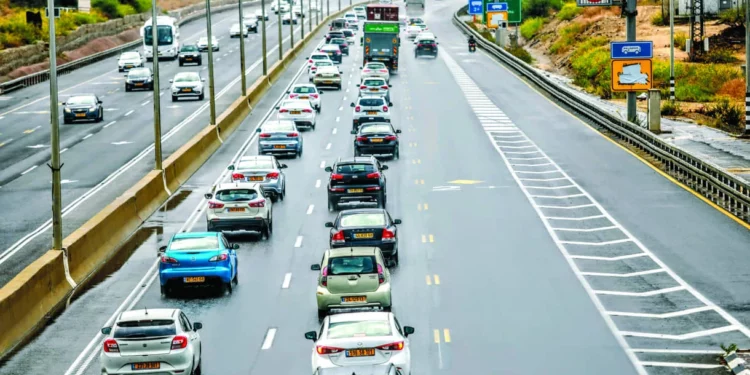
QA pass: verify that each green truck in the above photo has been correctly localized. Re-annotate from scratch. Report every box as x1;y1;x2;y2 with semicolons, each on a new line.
361;4;400;71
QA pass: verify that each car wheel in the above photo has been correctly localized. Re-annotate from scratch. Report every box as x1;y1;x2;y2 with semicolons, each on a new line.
98;111;104;122
193;357;202;375
297;147;302;158
392;252;399;266
160;285;169;296
328;199;337;212
281;187;285;201
63;118;71;124
224;281;233;294
317;309;327;321
198;60;202;66
232;270;239;285
316;105;321;113
179;60;184;66
172;96;177;102
199;93;205;100
271;194;278;203
393;147;400;159
125;85;131;92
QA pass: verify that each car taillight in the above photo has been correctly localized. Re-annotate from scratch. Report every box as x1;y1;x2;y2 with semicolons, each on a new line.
302;109;312;113
103;339;119;353
360;85;367;89
311;93;319;98
377;341;404;351
431;43;437;47
381;85;388;89
354;106;361;112
356;136;367;142
266;172;279;179
385;135;397;141
331;230;345;244
311;67;317;71
279;108;289;113
377;264;385;284
209;253;228;262
342;43;348;47
287;132;299;137
249;198;266;208
171;335;188;350
382;228;396;242
232;173;245;180
365;186;381;191
160;256;178;264
316;345;343;354
321;266;328;286
379;69;388;73
259;133;271;138
289;94;298;98
309;59;313;63
335;51;341;55
363;69;371;73
365;171;381;179
208;201;224;209
331;173;344;180
382;106;389;112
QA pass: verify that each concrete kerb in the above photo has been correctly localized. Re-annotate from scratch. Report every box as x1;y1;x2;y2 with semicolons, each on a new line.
723;351;750;375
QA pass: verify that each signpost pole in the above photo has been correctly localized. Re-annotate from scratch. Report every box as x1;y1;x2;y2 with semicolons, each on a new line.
625;0;637;123
669;0;675;102
262;0;267;75
745;0;750;135
47;0;63;251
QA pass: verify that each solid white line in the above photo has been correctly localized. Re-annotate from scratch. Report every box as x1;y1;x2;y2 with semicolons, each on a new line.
60;148;69;154
21;165;38;175
594;286;685;297
82;134;93;140
326;143;331;150
546;215;606;221
306;204;314;215
338;106;343;111
261;328;277;349
532;194;586;199
559;239;632;246
124;110;134;116
294;236;303;248
332;127;337;134
621;325;737;340
103;121;116;128
581;269;665;277
639;362;722;369
335;116;340;122
570;253;648;261
608;306;714;318
521;177;568;182
538;204;596;209
141;100;150;106
315;179;321;188
631;348;723;354
319;161;325;168
282;273;292;289
552;226;619;232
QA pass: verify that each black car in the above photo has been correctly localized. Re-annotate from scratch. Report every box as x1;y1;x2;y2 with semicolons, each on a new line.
325;30;345;43
325;156;388;210
62;94;103;124
325;208;402;264
329;37;349;55
352;122;401;158
125;67;154;91
415;38;438;57
318;45;343;63
178;44;202;66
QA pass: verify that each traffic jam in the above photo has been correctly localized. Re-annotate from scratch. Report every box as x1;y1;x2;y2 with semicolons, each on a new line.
97;2;437;375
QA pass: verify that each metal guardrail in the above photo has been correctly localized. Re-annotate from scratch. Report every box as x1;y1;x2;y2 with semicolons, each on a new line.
453;6;750;224
0;0;258;95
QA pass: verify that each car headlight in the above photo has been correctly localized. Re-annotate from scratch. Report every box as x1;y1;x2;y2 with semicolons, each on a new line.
64;108;71;113
88;106;97;112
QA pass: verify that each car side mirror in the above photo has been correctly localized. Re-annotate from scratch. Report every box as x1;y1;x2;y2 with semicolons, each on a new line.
169;79;173;83
193;322;203;331
305;331;318;340
275;106;280;109
159;245;167;252
388;84;392;88
436;42;439;44
101;327;112;335
394;219;402;224
318;91;324;94
324;166;333;172
232;243;240;249
204;193;213;199
98;100;103;104
350;130;357;134
389;102;394;107
324;222;334;228
286;91;290;94
404;326;415;336
381;165;389;170
227;165;235;171
349;102;355;107
396;129;402;133
201;78;206;82
310;263;321;271
280;164;288;168
61;102;66;105
256;128;262;132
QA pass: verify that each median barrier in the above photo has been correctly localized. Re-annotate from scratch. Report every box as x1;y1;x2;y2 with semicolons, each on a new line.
0;1;370;361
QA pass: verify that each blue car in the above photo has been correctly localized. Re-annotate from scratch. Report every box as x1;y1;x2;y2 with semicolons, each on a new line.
256;120;304;158
62;94;104;124
158;232;239;296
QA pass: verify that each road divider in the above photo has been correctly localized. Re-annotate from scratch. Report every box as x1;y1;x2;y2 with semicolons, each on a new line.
0;1;369;360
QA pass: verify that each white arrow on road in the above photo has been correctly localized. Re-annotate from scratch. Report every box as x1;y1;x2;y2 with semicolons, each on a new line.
111;141;132;145
27;144;48;149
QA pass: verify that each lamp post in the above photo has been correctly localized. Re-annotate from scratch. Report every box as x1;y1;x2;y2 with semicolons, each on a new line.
669;0;675;102
47;0;62;250
278;2;283;60
238;0;247;94
290;3;295;49
205;0;217;125
150;0;163;170
262;0;268;75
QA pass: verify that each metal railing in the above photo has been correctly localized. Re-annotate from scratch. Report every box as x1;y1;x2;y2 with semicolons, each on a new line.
453;6;750;224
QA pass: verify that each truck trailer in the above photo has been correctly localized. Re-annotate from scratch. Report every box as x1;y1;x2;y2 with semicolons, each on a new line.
362;4;401;71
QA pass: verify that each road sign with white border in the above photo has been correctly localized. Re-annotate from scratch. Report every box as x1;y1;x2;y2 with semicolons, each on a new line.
576;0;613;6
611;59;652;92
468;0;483;14
610;41;654;59
486;2;508;11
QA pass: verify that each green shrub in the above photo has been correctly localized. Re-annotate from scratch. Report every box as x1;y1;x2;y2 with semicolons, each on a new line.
557;2;581;21
520;17;545;39
523;0;563;18
570;42;611;97
674;32;687;51
651;11;664;26
130;0;152;13
661;101;684;116
719;5;745;27
700;48;738;64
506;45;533;63
549;22;585;54
117;4;138;16
0;12;42;47
704;98;743;130
93;0;122;18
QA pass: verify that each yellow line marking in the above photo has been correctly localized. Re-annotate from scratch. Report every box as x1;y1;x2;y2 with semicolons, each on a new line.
23;128;36;134
415;179;420;185
412;159;421;164
425;275;432;285
409;142;417;147
448;179;483;185
433;329;440;343
481;49;750;232
0;142;4;148
443;329;451;342
424;203;429;210
421;235;427;243
420;179;424;184
429;234;434;243
434;274;440;285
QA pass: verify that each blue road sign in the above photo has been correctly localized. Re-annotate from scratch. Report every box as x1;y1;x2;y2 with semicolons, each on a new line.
486;2;508;11
610;41;653;59
468;0;483;14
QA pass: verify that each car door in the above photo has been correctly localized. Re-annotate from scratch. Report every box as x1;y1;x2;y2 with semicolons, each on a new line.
260;186;273;218
377;160;387;189
392;316;410;354
180;312;201;364
220;234;237;275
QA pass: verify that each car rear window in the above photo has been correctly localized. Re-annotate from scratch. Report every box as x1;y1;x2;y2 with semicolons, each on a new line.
329;31;344;37
327;320;392;339
340;213;386;228
66;96;96;105
360;124;392;134
335;163;376;173
238;160;274;169
114;320;176;338
215;189;258;201
293;86;317;93
121;52;140;59
315;61;333;67
358;98;385;106
169;236;219;251
366;63;386;69
328;255;377;275
181;45;198;52
175;73;199;82
128;69;150;78
342;30;354;37
363;79;385;86
263;122;295;132
418;39;434;44
311;55;329;60
331;38;346;44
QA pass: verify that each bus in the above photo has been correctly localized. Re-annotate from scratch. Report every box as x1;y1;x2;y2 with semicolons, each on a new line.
141;16;180;61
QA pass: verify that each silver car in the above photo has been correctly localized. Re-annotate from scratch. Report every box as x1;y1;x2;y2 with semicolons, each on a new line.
99;309;203;375
361;62;390;83
288;83;323;112
197;36;219;51
308;60;337;82
170;72;205;101
304;312;415;375
257;120;304;157
205;182;274;235
117;51;143;72
229;23;248;37
351;96;391;130
358;78;392;103
313;65;342;90
228;155;287;201
405;25;421;39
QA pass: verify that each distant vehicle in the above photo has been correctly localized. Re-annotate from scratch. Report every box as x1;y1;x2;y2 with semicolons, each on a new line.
256;120;304;157
308;60;337;82
228;155;288;202
329;37;350;55
358;77;392;103
319;44;343;63
117;51;143;72
158;231;239;294
125;67;154;91
352;122;401;159
313;65;342;90
229;23;249;38
282;12;298;24
243;16;259;32
325;209;402;262
414;37;437;58
170;72;205;101
351;96;391;130
276;99;317;130
325;30;345;43
324;156;389;209
361;62;390;83
142;16;180;61
341;28;355;44
62;94;103;124
344;12;359;29
204;182;274;236
255;8;270;20
307;52;334;70
330;18;349;31
197;36;220;51
178;44;202;66
288;83;324;112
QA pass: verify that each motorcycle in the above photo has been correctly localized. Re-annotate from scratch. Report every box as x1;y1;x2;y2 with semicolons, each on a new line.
468;42;476;52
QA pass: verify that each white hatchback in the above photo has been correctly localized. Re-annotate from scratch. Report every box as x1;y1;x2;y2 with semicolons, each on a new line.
308;60;338;82
288;84;324;112
304;312;415;375
276;99;317;129
100;309;203;375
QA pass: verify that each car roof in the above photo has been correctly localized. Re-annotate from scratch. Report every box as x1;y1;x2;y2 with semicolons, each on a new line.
118;308;177;322
239;155;274;161
216;181;261;190
328;246;380;257
336;156;377;164
357;96;385;101
339;208;387;216
172;231;218;239
328;311;390;323
263;119;295;127
293;83;316;88
321;45;339;49
68;93;96;98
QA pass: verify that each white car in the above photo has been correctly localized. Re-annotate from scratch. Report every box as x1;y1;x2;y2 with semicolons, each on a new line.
310;1;320;11
358;77;392;103
304;312;414;375
117;51;143;72
279;2;291;13
353;5;365;16
99;309;203;375
414;31;436;42
405;25;421;39
243;16;259;32
288;83;323;112
255;8;270;20
197;36;219;51
170;72;205;101
282;12;298;24
276;99;316;129
308;60;337;82
344;13;358;29
341;29;355;44
229;23;249;37
361;62;390;83
313;65;342;90
292;4;303;16
351;96;391;129
205;182;274;235
307;52;333;70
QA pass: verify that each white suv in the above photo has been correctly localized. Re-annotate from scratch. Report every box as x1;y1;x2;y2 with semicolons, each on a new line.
100;309;203;375
205;182;274;238
351;96;391;130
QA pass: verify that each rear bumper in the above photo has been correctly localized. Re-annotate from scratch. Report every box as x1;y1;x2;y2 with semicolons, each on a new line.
159;266;232;285
100;351;193;375
207;217;266;232
172;90;202;97
179;56;202;63
258;141;302;154
64;112;97;121
355;143;397;155
316;284;391;310
328;189;382;204
331;241;397;255
126;82;152;90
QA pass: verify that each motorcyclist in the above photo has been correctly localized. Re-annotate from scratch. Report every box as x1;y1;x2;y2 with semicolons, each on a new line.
468;35;476;51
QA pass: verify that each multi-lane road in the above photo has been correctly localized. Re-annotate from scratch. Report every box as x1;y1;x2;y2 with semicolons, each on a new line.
3;0;750;373
0;0;337;287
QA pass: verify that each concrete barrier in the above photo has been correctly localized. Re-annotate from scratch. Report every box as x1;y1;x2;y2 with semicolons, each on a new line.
0;1;370;361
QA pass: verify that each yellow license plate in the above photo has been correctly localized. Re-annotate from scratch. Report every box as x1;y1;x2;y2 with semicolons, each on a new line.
346;348;375;357
135;83;143;86
348;188;364;193
229;207;244;212
185;58;193;61
369;88;378;92
300;96;309;99
184;276;205;283
132;362;160;370
274;145;286;149
342;296;367;302
370;138;383;143
367;111;377;115
181;88;191;92
291;111;301;114
249;176;264;181
354;233;374;239
126;65;134;68
75;113;86;117
323;80;333;84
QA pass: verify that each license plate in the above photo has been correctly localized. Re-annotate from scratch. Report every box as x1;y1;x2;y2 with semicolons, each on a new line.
181;88;192;92
75;113;86;117
185;58;193;61
228;207;244;212
184;276;205;283
126;65;133;68
300;96;309;99
367;111;377;115
348;188;364;193
291;111;301;115
249;176;264;181
132;362;160;370
323;80;333;84
346;348;375;357
370;138;383;143
135;83;143;86
354;232;374;239
342;296;367;303
424;48;431;50
274;145;286;149
369;88;378;92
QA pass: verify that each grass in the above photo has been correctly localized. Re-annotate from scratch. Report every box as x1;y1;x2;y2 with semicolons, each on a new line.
556;2;581;21
0;9;106;49
674;32;687;51
506;45;533;63
651;11;664;26
549;21;586;54
520;17;545;39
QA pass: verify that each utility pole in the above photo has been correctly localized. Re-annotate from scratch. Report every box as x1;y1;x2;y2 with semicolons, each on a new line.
315;0;319;25
338;0;341;12
151;0;163;170
238;0;247;94
625;0;637;123
745;0;750;135
327;0;330;18
262;0;268;75
47;0;62;250
278;3;283;59
290;4;295;49
206;0;217;125
669;0;675;102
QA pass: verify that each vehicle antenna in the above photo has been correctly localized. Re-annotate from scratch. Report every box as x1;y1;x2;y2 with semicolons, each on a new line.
144;306;148;315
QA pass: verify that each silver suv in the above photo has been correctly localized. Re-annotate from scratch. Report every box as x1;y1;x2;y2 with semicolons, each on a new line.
228;155;288;202
358;77;392;103
205;182;274;238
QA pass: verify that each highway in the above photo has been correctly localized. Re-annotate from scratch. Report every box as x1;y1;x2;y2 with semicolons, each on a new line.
0;0;338;287
3;0;750;373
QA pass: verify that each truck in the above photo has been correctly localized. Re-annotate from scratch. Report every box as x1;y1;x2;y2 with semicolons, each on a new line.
362;4;401;71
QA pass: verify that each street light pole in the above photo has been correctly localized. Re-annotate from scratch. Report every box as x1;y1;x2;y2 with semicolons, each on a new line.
205;0;217;125
669;0;675;102
290;4;295;49
151;0;163;170
316;0;319;25
47;0;62;250
238;0;247;94
625;0;637;123
262;0;268;75
301;0;305;40
308;0;313;32
327;0;330;18
278;3;283;60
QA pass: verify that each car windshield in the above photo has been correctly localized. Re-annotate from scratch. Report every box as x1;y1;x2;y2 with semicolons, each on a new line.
128;69;150;78
66;96;96;105
360;124;392;134
238;160;275;169
336;163;376;173
322;46;338;51
311;55;329;60
174;73;199;82
121;52;139;60
293;86;317;93
327;320;392;339
198;37;208;43
363;79;385;86
340;213;386;228
231;23;242;28
358;98;385;106
418;39;434;44
114;320;176;339
365;63;386;70
263;122;295;132
181;45;198;52
215;189;259;201
328;255;378;275
169;236;219;250
331;38;346;44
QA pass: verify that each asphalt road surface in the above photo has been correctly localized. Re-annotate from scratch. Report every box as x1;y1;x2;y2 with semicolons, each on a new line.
3;0;750;374
0;0;339;287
